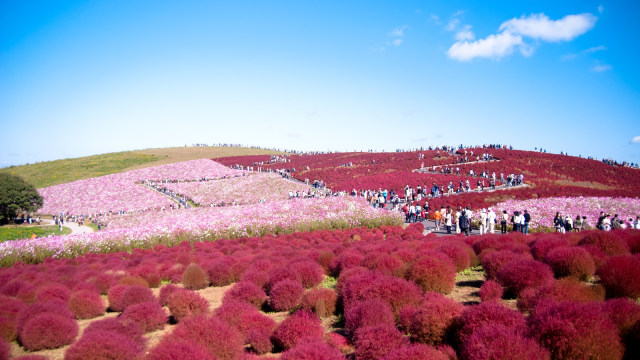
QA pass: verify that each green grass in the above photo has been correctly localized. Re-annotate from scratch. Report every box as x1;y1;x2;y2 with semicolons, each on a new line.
0;146;286;188
86;222;101;232
0;225;72;241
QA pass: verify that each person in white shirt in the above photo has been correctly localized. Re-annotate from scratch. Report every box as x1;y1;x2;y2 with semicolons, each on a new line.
487;208;496;234
479;209;488;235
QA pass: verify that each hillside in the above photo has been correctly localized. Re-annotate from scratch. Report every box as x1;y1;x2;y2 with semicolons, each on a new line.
0;146;285;188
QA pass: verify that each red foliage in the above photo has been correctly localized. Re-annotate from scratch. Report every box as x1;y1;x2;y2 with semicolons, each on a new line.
68;290;105;319
438;244;472;272
281;341;346;360
409;293;463;345
530;236;570;261
267;267;302;292
118;275;149;287
35;283;71;303
0;338;9;360
481;250;528;280
167;289;210;321
119;285;156;311
240;269;270;288
406;252;456;294
459;324;549;360
0;295;26;341
64;330;144;360
272;310;324;351
528;301;623;360
496;259;554;297
517;278;603;313
383;344;449;360
83;317;144;347
16;300;74;336
362;252;404;276
120;301;168;333
269;279;304;312
598;255;640;298
224;281;267;309
246;327;274;354
170;315;244;360
478;280;503;302
144;338;215;360
92;274;117;295
215;300;276;353
578;231;630;256
181;263;210;290
353;324;409;360
107;284;129;312
602;298;640;343
457;302;526;343
543;246;595;281
359;275;423;314
345;299;395;335
300;288;337;317
19;312;78;351
158;284;180;306
290;260;324;288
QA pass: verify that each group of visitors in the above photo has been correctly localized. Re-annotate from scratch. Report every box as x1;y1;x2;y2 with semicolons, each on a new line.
595;212;640;231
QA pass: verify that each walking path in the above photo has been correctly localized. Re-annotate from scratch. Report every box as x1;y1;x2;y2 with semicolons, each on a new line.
142;184;192;208
416;159;499;172
40;218;94;234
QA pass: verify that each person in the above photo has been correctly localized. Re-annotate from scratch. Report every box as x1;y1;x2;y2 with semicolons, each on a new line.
635;216;640;230
479;209;487;235
602;216;612;231
454;207;462;234
596;211;606;230
564;215;573;232
459;210;470;236
611;214;621;229
434;209;441;229
512;211;520;233
523;210;531;234
574;215;583;232
445;209;452;234
554;212;564;233
487;208;496;234
501;210;508;234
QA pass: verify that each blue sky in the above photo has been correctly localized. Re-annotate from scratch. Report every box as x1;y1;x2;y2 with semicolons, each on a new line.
1;0;639;167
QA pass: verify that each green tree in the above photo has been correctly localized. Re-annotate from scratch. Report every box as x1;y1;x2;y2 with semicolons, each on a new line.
0;173;43;224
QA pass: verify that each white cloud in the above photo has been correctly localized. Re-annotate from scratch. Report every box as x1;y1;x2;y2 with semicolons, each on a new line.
598;5;604;13
632;136;640;144
429;14;440;24
445;18;460;31
455;25;475;41
584;45;607;53
447;32;524;61
499;13;597;42
392;38;403;46
390;25;407;38
591;63;612;72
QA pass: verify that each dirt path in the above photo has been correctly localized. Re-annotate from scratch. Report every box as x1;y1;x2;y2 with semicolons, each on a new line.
40;218;93;235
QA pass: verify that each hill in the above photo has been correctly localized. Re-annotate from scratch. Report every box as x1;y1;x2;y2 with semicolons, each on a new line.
0;146;285;188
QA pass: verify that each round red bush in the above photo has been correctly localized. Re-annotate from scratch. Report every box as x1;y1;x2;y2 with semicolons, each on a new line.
409;292;463;345
602;298;640;344
290;260;324;288
459;324;549;360
528;301;623;360
362;253;404;276
457;302;526;343
181;263;210;290
64;330;144;360
68;290;105;319
20;312;78;350
118;275;149;287
543;246;595;281
207;260;235;286
598;255;640;298
0;296;26;341
14;356;50;360
272;310;324;351
92;274;117;295
578;231;630;256
35;283;71;303
345;299;395;335
167;289;210;321
406;253;456;294
359;275;423;314
145;338;215;360
354;324;409;360
481;250;528;280
517;278;603;313
267;267;302;292
269;279;304;312
300;288;337;317
240;269;270;288
120;301;168;333
83;317;144;347
171;315;244;360
496;259;554;297
281;341;346;360
246;327;274;354
16;300;74;336
158;284;180;306
383;344;448;360
478;280;503;302
107;285;129;312
0;338;9;360
530;236;569;261
438;244;472;272
224;281;267;309
119;285;156;311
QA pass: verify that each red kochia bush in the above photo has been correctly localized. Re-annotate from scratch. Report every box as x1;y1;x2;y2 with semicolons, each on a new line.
0;295;26;341
406;253;456;294
496;259;554;297
457;302;526;343
107;285;129;312
13;355;50;360
530;236;569;261
269;279;304;311
181;263;210;290
543;246;595;281
598;255;640;298
207;260;235;286
120;301;168;333
409;293;463;345
354;324;409;360
517;279;603;313
68;290;105;319
362;253;404;276
345;299;395;335
578;231;630;256
167;289;210;321
35;283;71;303
16;300;74;336
145;338;215;360
215;301;276;353
119;285;156;311
359;275;423;314
64;330;144;360
459;324;549;360
20;313;78;350
300;288;337;317
281;341;346;360
0;338;9;360
272;310;325;351
224;281;267;309
478;280;503;302
528;301;623;360
438;244;472;272
158;284;180;306
170;315;244;360
246;327;274;354
383;344;449;360
289;260;324;288
83;318;144;347
481;250;528;280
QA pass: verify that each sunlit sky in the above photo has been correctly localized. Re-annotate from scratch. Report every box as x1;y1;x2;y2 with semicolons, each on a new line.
1;0;639;167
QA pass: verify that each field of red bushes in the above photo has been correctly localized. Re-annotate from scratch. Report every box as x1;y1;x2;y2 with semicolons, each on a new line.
217;148;640;210
1;225;639;359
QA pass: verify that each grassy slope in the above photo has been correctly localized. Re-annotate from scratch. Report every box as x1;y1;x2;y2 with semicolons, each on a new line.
0;225;72;241
0;147;284;188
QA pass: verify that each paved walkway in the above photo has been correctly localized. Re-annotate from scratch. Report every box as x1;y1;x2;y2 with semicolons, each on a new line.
40;218;94;234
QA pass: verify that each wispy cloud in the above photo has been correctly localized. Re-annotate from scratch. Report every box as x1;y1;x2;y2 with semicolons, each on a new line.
632;136;640;144
591;62;612;72
598;5;604;14
562;45;607;61
584;45;607;53
448;12;598;61
429;14;440;25
388;25;408;47
445;18;460;32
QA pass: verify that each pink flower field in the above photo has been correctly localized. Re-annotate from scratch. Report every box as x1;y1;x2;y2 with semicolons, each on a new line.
162;173;310;206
